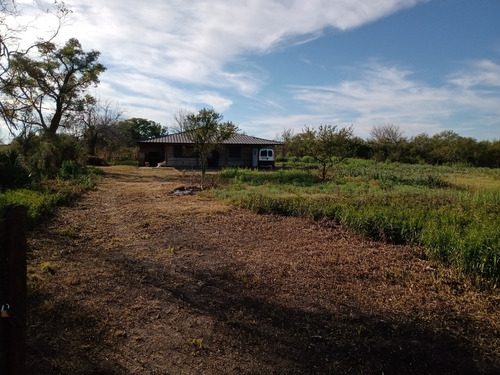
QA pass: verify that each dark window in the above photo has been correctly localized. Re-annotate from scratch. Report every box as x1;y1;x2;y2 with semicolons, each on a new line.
228;147;241;158
174;146;182;158
174;145;196;158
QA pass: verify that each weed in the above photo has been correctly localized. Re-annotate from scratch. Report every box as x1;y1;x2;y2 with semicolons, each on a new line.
190;338;204;356
166;245;181;254
40;261;59;275
61;225;80;238
39;300;55;314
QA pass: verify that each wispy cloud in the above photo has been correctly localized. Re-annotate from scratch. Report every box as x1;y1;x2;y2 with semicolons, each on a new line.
56;0;428;92
5;0;497;142
271;60;500;139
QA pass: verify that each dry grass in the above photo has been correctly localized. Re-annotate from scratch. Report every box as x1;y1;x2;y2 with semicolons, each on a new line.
26;166;500;374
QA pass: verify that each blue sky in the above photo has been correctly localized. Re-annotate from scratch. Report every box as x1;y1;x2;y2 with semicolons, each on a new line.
4;0;500;141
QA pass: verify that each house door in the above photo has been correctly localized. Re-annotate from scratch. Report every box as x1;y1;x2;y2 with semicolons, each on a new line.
252;148;258;168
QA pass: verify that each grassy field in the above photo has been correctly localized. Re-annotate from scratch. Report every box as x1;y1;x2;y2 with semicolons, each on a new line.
212;159;500;283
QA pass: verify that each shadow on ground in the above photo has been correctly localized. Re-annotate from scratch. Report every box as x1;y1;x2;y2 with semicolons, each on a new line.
27;246;497;375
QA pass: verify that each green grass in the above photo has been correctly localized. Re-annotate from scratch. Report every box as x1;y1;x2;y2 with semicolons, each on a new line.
0;167;103;226
213;161;500;283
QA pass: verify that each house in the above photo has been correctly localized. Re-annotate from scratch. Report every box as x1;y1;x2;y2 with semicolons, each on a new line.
136;133;282;168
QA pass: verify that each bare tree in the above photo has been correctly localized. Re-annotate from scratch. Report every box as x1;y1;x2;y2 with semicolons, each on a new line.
370;124;405;144
170;109;191;133
370;124;406;162
71;96;123;156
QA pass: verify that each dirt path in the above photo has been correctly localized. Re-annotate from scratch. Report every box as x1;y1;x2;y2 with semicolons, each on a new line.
26;166;499;374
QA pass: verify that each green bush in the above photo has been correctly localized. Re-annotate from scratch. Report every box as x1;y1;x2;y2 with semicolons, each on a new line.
0;149;31;189
0;166;102;226
13;133;85;179
60;160;85;180
300;156;316;164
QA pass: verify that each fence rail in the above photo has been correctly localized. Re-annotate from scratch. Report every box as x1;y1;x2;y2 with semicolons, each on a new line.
0;205;27;375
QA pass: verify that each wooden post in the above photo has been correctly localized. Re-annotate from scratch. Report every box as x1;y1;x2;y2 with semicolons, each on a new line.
0;205;27;375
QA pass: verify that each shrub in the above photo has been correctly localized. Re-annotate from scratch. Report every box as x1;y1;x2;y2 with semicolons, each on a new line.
60;160;85;180
300;156;316;164
87;156;108;166
0;149;31;189
13;133;85;180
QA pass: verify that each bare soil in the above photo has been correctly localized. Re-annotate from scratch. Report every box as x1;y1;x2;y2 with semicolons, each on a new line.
26;166;499;374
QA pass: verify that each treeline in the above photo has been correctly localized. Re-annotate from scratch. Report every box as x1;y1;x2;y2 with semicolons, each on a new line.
0;117;166;189
280;124;500;169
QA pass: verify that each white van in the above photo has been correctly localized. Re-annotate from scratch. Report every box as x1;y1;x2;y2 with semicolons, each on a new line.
258;148;275;168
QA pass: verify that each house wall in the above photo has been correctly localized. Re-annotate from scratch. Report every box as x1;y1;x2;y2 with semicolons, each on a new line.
138;143;271;168
221;146;254;167
165;145;199;168
137;144;166;167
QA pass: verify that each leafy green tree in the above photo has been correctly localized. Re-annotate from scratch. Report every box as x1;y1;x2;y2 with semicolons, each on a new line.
118;117;168;147
2;38;106;136
181;108;238;182
1;1;71;135
278;128;295;158
428;130;462;165
291;125;354;181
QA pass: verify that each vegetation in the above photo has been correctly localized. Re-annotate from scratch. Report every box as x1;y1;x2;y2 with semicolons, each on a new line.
176;108;238;182
213;160;500;283
1;0;499;288
288;125;355;181
0;160;103;226
118;117;168;145
279;124;500;169
2;38;106;135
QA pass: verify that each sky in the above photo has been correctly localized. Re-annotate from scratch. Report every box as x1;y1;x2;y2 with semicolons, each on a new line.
3;0;500;142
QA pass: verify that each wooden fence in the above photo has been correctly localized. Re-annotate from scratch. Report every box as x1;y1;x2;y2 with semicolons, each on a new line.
0;205;27;375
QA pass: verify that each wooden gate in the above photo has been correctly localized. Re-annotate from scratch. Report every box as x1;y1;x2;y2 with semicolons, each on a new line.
0;205;27;375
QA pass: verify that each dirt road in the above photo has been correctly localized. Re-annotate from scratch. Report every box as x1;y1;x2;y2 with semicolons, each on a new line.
26;166;499;374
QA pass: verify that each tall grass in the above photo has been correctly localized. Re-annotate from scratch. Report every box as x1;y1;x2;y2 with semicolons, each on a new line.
214;162;500;282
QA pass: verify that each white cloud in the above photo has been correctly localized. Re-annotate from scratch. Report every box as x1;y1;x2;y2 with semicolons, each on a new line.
252;60;500;140
448;60;500;89
8;0;498;142
52;0;428;92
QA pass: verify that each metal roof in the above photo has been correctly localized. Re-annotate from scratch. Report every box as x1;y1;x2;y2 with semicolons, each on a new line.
138;133;282;145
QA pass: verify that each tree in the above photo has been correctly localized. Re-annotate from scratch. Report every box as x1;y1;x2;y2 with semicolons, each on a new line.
292;125;354;181
180;108;238;183
117;117;168;147
278;128;295;158
428;130;462;165
370;124;406;162
1;1;71;134
2;38;106;136
74;96;123;156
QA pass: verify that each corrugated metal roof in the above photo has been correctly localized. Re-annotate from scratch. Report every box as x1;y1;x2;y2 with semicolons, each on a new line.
138;133;282;145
